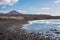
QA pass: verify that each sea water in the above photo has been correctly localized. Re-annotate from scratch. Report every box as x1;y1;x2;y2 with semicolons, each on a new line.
22;19;60;39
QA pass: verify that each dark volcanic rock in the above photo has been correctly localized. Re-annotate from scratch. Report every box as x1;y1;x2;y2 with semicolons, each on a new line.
6;10;23;16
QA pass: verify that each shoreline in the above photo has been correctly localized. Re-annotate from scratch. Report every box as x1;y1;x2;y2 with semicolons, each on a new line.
0;19;60;40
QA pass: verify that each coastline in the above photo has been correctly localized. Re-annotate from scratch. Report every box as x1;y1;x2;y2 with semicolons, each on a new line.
0;19;60;40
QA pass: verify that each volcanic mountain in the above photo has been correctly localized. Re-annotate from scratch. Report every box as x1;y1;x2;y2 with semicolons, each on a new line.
6;10;23;15
0;10;24;16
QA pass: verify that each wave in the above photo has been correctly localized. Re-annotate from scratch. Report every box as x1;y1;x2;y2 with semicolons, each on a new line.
28;19;60;25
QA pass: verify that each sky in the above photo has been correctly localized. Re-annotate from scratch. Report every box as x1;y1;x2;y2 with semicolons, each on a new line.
0;0;60;16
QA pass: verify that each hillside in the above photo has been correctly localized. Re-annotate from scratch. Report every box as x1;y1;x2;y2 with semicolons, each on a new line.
0;10;60;21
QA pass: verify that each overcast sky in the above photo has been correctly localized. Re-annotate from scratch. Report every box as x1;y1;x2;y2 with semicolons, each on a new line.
0;0;60;16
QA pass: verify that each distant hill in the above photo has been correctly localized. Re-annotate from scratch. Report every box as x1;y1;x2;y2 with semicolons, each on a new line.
5;10;23;16
7;10;22;15
0;10;60;21
0;10;24;16
0;10;51;16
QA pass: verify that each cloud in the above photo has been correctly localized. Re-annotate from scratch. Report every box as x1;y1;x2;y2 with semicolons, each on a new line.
0;0;19;5
54;0;60;4
0;11;9;13
17;10;27;14
41;8;50;10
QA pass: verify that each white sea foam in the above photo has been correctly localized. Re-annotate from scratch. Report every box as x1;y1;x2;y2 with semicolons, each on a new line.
24;20;60;28
22;19;60;39
35;20;60;24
